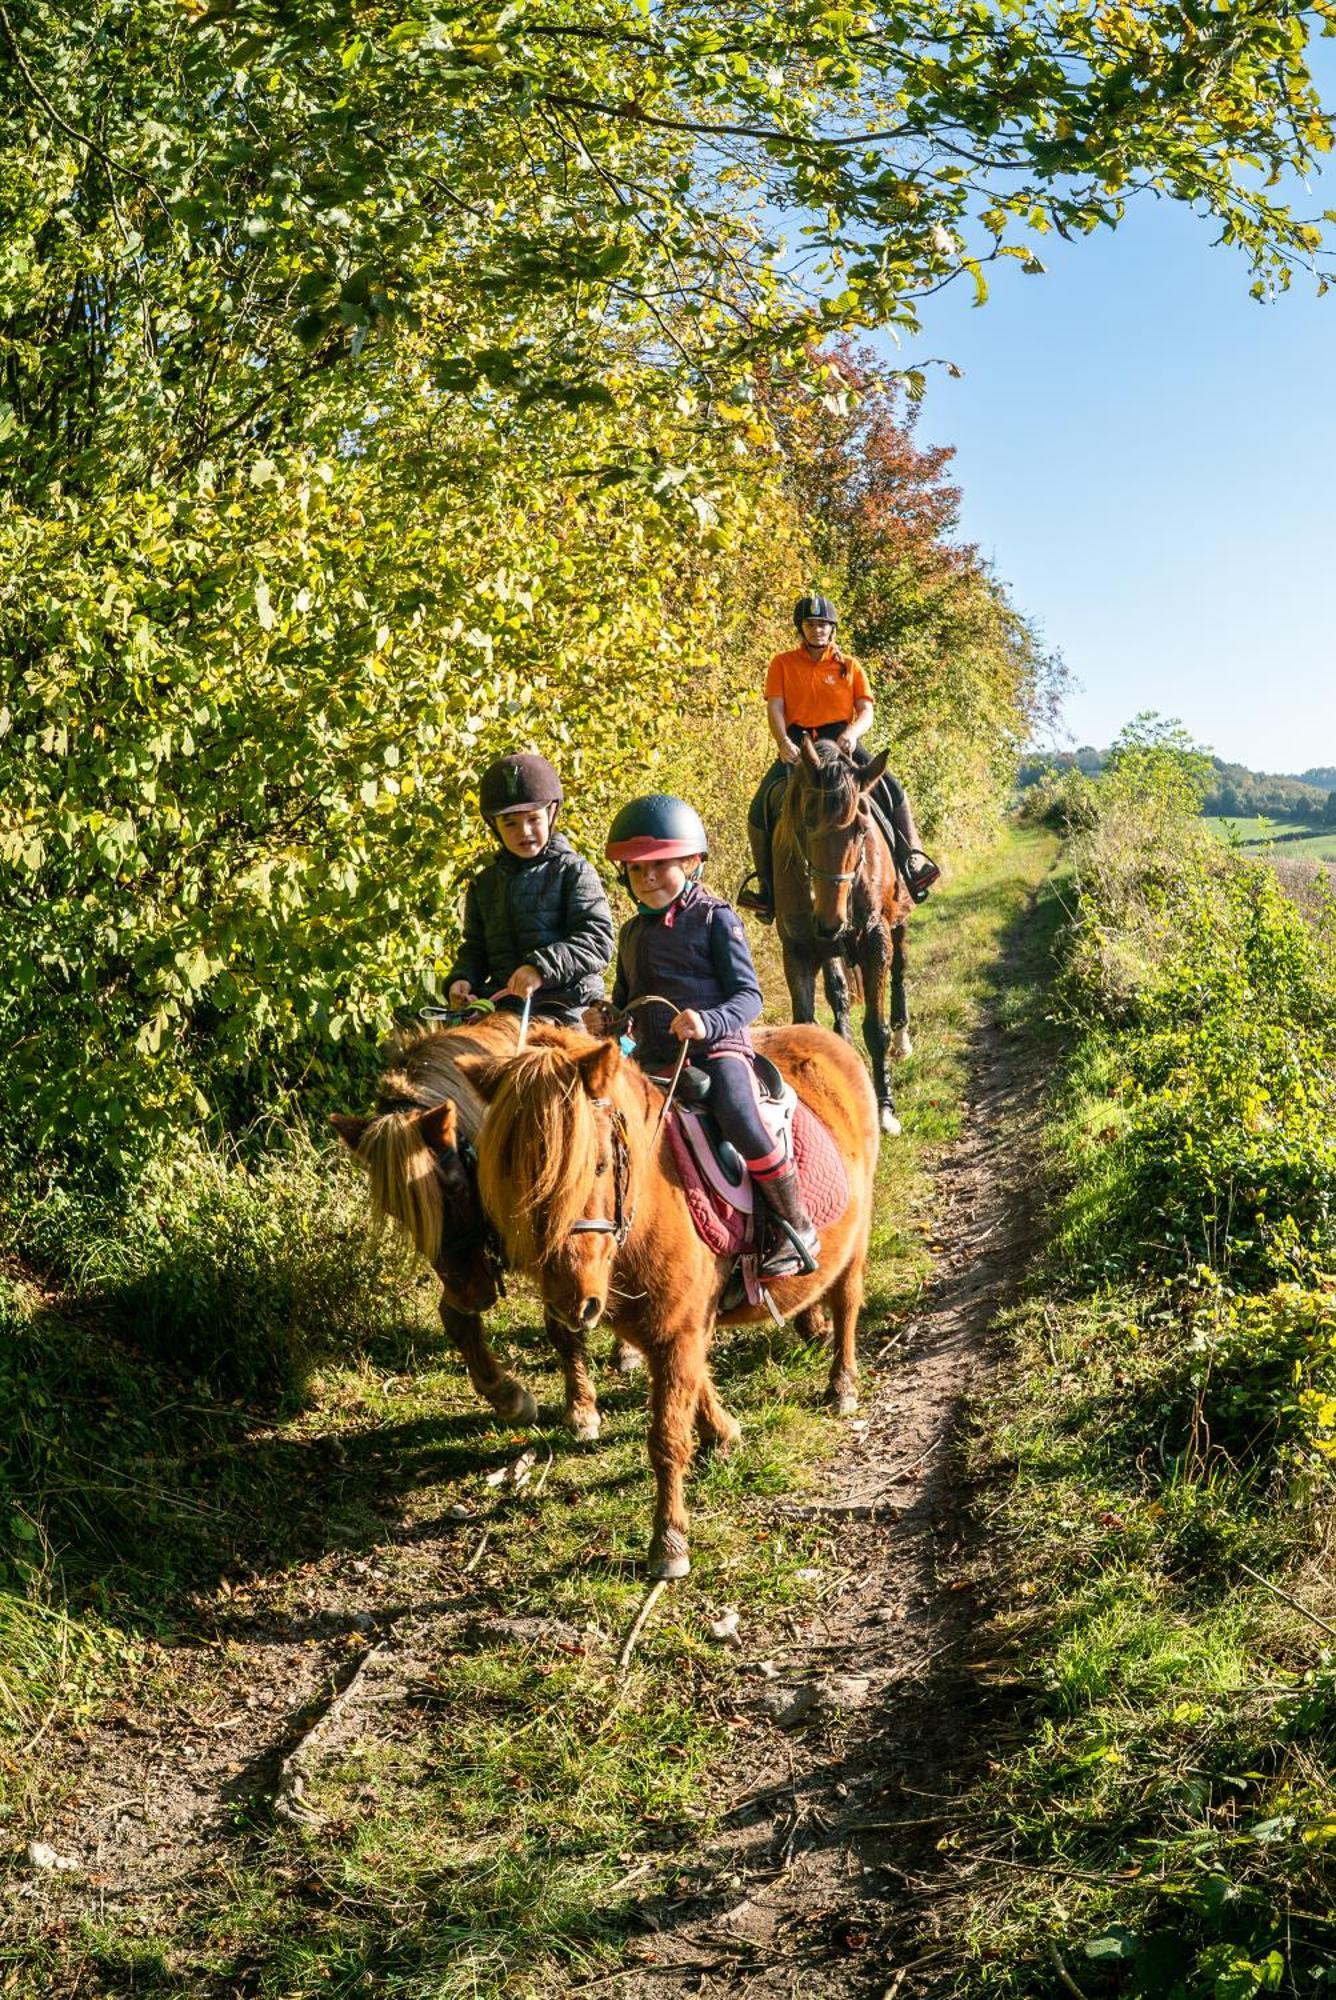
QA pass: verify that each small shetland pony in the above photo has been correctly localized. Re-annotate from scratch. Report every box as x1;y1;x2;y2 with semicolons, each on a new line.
331;1016;621;1441
775;736;914;1136
460;1023;879;1579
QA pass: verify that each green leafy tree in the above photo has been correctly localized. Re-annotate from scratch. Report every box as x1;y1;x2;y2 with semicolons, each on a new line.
4;0;1335;1177
1104;712;1215;818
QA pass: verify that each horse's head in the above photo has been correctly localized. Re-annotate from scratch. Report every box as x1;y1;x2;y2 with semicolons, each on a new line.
462;1034;636;1334
788;737;890;941
331;1096;503;1315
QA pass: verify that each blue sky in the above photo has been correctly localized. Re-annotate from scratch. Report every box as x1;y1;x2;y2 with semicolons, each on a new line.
897;181;1336;776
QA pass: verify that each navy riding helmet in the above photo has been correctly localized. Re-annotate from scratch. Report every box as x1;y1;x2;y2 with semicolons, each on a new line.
794;593;838;632
606;794;709;867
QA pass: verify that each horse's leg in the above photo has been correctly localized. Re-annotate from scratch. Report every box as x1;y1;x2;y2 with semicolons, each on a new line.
823;1254;864;1416
821;954;853;1043
795;1301;831;1343
440;1298;538;1425
645;1325;710;1580
890;917;912;1060
542;1311;602;1441
609;1338;642;1375
782;938;818;1026
695;1364;742;1455
861;923;900;1137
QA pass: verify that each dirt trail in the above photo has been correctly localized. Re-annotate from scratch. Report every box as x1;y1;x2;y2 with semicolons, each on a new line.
616;930;1046;1999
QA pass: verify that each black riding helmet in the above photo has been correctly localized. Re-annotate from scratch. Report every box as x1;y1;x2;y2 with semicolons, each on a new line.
606;794;709;867
794;593;838;632
478;752;563;821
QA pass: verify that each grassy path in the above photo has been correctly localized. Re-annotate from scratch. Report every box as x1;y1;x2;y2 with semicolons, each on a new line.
5;829;1059;2000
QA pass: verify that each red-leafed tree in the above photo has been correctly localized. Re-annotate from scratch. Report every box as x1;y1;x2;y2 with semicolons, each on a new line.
767;347;1063;843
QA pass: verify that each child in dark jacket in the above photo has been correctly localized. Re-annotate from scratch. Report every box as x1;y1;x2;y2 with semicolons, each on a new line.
597;792;819;1276
445;754;613;1025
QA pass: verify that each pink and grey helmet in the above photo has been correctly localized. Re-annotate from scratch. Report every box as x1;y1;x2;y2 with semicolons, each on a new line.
478;752;563;820
605;794;709;867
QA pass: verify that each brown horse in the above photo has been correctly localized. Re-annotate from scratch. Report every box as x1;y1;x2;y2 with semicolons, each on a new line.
330;1014;623;1440
460;1022;879;1579
774;736;914;1137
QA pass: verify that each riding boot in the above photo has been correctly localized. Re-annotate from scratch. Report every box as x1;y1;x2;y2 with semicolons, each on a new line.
737;820;775;924
889;788;941;903
757;1164;820;1277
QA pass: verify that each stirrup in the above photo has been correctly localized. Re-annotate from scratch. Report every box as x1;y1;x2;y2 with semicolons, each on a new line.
903;849;941;904
736;872;775;924
760;1217;819;1279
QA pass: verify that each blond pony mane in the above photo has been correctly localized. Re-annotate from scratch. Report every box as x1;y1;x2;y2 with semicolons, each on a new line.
356;1014;520;1264
477;1039;652;1267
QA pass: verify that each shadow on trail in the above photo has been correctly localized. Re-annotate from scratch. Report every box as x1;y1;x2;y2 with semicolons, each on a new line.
0;1296;646;1643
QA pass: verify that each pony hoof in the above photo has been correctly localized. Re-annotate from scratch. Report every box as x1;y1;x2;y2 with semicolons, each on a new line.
880;1107;902;1137
569;1409;601;1443
495;1382;538;1424
648;1527;690;1580
891;1027;913;1061
610;1342;642;1375
826;1386;859;1417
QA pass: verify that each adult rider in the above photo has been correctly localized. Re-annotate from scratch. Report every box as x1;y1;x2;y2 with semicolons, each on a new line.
738;594;939;923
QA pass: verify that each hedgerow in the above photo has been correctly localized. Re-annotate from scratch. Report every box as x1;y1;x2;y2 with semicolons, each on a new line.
957;723;1336;1997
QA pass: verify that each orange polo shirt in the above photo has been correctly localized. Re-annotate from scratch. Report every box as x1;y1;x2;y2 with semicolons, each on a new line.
764;645;871;730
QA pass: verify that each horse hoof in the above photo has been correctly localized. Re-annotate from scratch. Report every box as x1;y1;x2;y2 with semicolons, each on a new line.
880;1107;902;1137
495;1382;538;1424
826;1386;859;1417
610;1341;642;1375
569;1409;601;1443
891;1027;913;1061
648;1549;690;1581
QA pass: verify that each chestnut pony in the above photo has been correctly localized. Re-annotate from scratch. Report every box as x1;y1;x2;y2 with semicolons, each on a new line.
330;1015;624;1441
774;736;914;1137
461;1022;879;1579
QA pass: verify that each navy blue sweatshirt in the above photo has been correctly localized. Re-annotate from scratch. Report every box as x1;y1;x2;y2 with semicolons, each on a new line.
611;881;763;1064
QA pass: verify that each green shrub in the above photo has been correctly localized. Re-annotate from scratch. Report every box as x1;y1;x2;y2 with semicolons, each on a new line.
6;1136;427;1399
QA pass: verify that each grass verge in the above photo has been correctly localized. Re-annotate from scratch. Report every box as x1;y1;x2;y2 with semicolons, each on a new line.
942;801;1336;1998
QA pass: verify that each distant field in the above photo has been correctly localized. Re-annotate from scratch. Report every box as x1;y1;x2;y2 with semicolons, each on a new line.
1209;815;1336;861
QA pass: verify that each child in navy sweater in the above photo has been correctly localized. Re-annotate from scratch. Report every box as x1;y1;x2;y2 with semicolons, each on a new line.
595;792;818;1275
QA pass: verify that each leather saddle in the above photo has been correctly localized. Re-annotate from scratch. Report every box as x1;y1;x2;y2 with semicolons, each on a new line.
648;1055;796;1212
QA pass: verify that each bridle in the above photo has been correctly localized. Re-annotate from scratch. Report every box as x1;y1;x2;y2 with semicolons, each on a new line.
445;1136;508;1295
793;801;868;888
379;1094;509;1293
567;1097;634;1247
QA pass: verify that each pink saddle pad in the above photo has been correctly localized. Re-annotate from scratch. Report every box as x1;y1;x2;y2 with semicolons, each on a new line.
664;1100;850;1257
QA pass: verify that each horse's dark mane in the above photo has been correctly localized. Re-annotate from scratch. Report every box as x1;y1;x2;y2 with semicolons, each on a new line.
787;742;861;834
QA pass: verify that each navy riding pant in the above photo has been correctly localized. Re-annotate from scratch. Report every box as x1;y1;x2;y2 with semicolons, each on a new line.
704;1051;786;1178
